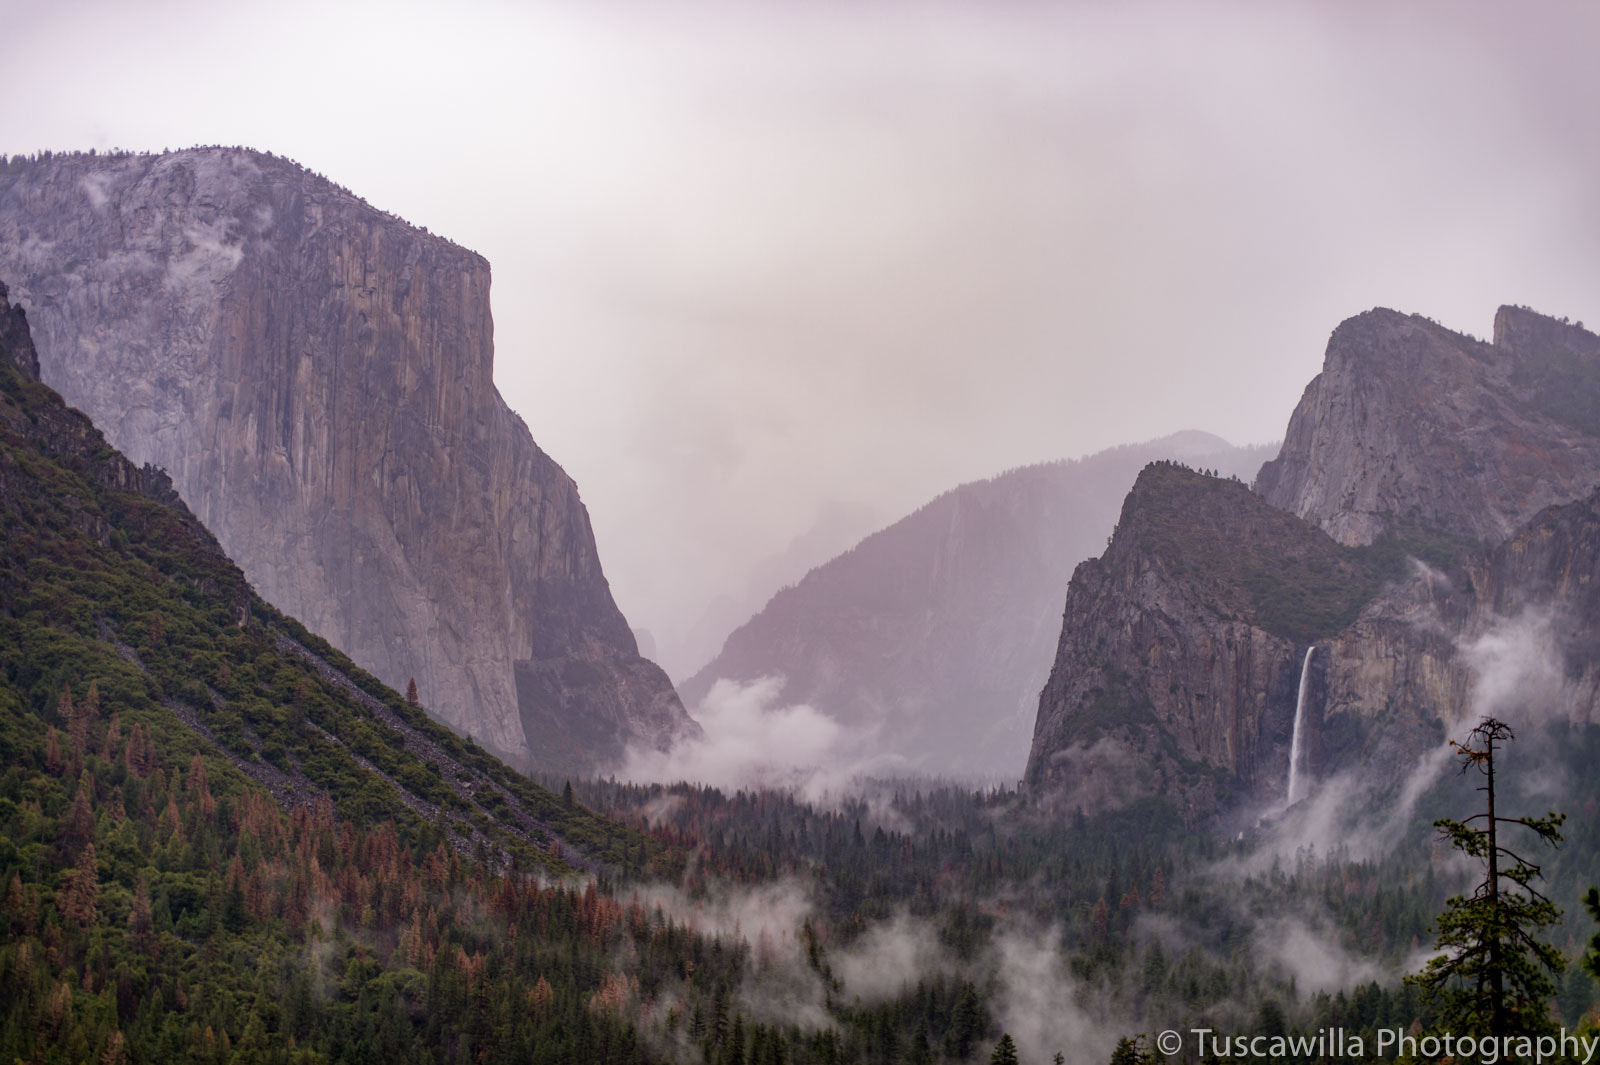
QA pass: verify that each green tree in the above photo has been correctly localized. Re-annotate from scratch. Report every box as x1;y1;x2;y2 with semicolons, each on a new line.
904;1023;932;1065
1107;1037;1155;1065
946;983;982;1059
1583;887;1600;982
1407;717;1566;1038
989;1033;1019;1065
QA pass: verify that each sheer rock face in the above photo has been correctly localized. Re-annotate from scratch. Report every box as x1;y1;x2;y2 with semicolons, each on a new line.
0;149;696;772
681;433;1272;778
1024;465;1314;818
1255;308;1600;547
1027;307;1600;821
1021;463;1476;821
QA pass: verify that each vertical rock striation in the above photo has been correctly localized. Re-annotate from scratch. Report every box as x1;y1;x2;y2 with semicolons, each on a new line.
0;148;696;772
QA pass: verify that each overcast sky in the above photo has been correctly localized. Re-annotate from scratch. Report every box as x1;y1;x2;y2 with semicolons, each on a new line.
6;0;1600;669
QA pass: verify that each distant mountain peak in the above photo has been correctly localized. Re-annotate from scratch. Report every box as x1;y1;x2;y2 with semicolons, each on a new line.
1256;304;1600;547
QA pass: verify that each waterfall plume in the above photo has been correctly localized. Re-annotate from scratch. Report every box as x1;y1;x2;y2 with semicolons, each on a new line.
1286;646;1316;805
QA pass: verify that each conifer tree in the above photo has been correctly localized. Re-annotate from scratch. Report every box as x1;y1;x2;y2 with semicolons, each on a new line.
1583;889;1600;983
45;726;64;775
897;1023;928;1065
128;876;156;957
948;984;982;1059
59;773;97;861
1407;717;1565;1038
1107;1036;1156;1064
59;843;99;928
79;681;100;751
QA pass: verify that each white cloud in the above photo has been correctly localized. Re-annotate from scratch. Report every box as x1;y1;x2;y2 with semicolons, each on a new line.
831;912;953;1003
1460;608;1570;727
618;676;906;803
1250;916;1387;994
991;924;1120;1065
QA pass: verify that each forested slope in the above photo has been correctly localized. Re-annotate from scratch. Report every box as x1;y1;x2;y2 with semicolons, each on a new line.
0;282;705;1063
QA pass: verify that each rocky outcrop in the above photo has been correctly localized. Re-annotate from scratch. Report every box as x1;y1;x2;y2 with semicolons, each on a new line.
1029;305;1600;821
0;149;696;772
1024;463;1381;815
1256;308;1600;546
684;433;1272;778
0;282;37;380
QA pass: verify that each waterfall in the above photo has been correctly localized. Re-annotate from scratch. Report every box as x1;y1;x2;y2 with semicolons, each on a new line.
1286;646;1316;806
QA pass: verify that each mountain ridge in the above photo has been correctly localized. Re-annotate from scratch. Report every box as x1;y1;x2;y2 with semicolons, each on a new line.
683;431;1274;777
0;277;662;872
1256;305;1600;547
0;147;697;773
1026;305;1600;819
0;281;725;1063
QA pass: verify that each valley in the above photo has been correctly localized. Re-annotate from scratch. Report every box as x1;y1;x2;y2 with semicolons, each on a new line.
4;138;1600;1064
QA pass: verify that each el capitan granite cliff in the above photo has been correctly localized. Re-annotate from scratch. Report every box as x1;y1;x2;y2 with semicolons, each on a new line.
1026;308;1600;819
0;148;697;773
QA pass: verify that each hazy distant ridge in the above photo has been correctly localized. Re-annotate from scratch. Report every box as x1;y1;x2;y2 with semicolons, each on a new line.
682;431;1274;778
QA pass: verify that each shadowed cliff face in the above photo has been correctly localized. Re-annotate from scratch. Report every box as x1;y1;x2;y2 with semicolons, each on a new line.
1023;462;1478;821
0;282;37;380
1256;308;1600;547
1024;464;1347;818
0;148;697;772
